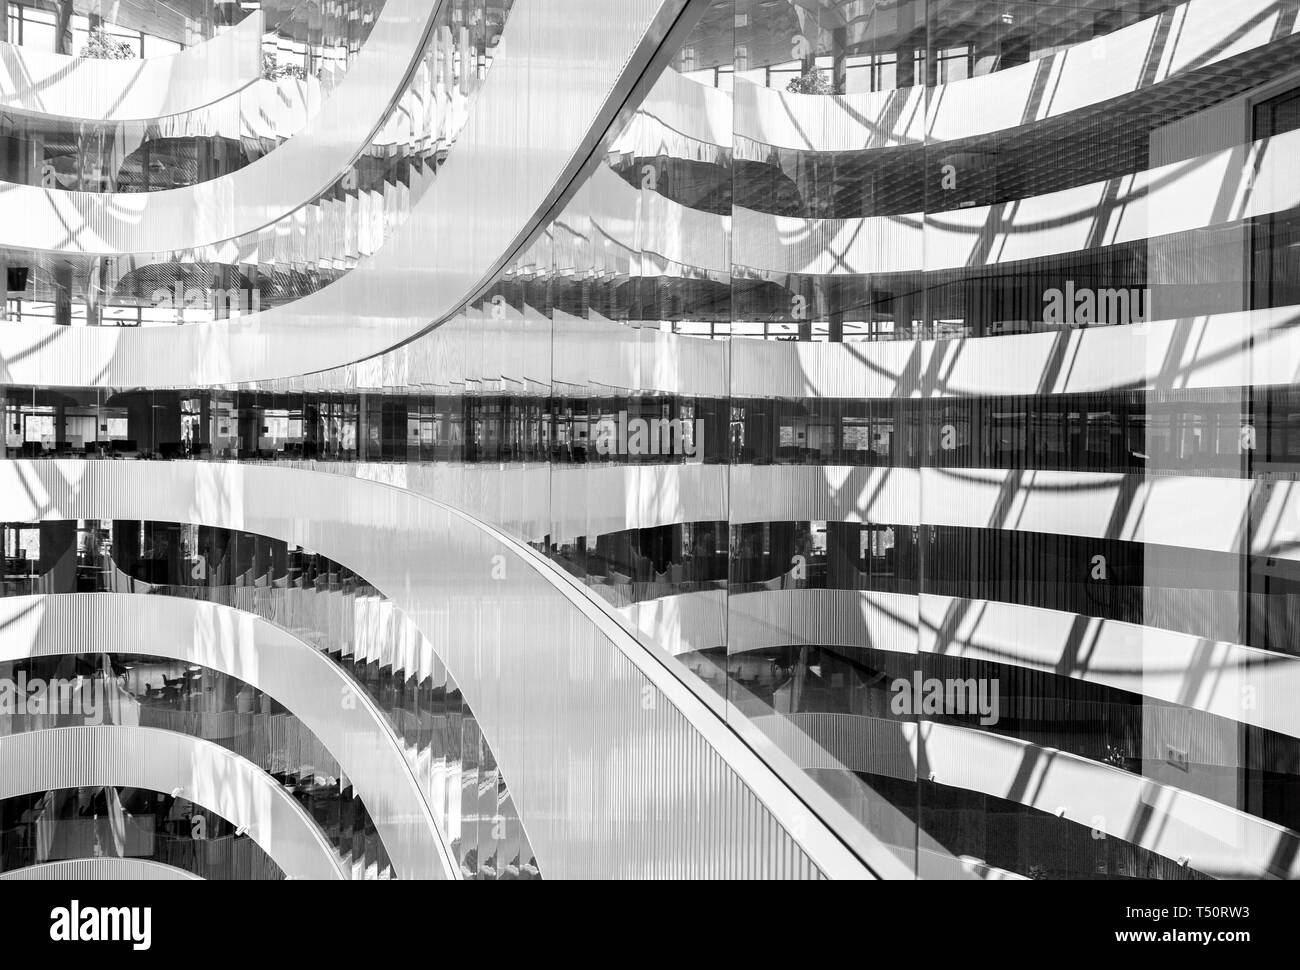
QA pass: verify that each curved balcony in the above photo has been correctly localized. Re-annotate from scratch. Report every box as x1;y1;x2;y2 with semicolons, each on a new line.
728;124;1299;283
724;464;1272;561
0;788;287;879
0;592;455;879
0;11;264;121
7;93;1280;349
611;65;731;157
919;722;1298;879
606;65;732;214
723;302;1300;400
710;587;1300;746
732;0;1298;153
0;725;348;878
0;1;395;197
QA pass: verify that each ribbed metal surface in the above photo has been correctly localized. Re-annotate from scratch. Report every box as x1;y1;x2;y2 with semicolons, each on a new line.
247;303;729;399
919;467;1254;556
0;859;202;881
0;725;345;880
729;465;920;527
731;337;918;400
615;65;732;153
0;12;263;121
0;460;890;878
733;204;919;276
559;165;730;275
0;593;454;880
609;589;726;658
729;589;918;656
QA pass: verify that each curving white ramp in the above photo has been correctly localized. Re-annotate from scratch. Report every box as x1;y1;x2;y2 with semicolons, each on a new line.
0;726;347;880
0;13;263;121
0;593;455;880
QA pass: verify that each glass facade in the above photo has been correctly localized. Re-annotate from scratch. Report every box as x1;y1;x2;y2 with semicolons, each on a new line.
1;0;1299;881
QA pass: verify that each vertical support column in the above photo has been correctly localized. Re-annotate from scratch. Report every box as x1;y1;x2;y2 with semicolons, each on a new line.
38;521;78;593
54;264;73;327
